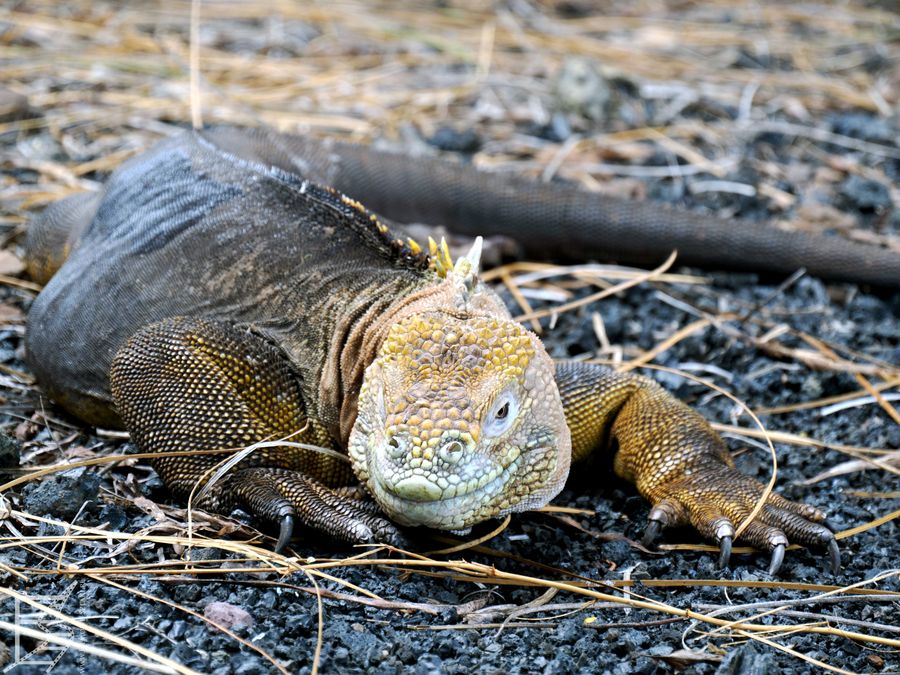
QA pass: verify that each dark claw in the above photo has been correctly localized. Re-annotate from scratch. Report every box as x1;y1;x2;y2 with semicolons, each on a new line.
767;543;785;576
642;519;662;547
717;536;732;569
276;514;294;553
827;538;841;575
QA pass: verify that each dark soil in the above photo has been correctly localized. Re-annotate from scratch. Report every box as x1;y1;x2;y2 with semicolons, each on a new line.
1;2;898;674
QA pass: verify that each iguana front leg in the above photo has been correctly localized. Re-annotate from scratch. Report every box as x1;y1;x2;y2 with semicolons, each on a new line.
554;361;840;574
110;316;402;550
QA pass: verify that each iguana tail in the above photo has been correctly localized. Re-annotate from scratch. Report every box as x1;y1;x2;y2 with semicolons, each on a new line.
324;142;899;287
205;127;899;287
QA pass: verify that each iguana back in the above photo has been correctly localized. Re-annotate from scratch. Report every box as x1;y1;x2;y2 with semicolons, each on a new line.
26;129;432;429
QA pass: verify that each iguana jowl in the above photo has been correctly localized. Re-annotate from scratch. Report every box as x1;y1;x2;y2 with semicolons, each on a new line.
27;126;878;574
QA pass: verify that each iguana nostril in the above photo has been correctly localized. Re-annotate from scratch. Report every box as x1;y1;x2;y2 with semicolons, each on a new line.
386;434;406;458
439;440;464;464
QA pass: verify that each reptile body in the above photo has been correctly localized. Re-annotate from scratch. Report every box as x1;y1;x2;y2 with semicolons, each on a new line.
25;126;866;571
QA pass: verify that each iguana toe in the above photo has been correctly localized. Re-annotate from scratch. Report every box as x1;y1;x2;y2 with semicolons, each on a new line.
646;469;838;574
229;467;403;548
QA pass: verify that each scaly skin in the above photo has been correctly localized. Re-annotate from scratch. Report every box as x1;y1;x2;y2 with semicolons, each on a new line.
25;127;842;574
348;312;570;531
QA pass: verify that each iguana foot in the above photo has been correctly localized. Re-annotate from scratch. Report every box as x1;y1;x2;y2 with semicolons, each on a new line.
640;468;839;575
554;362;839;575
111;316;371;550
228;467;406;552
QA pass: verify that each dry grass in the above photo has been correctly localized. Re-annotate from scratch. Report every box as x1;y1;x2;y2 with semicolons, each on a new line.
1;506;899;674
1;0;899;673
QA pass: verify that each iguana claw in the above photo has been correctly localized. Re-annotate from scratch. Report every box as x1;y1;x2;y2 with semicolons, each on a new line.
768;542;785;576
642;519;662;547
828;538;841;575
276;514;294;554
717;535;732;569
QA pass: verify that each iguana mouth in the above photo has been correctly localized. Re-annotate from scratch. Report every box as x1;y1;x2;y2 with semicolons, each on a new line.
365;439;568;531
368;453;524;530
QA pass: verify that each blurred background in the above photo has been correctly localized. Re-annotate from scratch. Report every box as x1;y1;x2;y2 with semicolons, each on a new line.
2;0;898;249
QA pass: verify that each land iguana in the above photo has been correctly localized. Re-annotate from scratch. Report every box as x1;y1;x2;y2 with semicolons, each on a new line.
27;126;896;574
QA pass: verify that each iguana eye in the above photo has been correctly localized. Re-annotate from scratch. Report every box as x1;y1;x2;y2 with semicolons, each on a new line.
484;393;519;437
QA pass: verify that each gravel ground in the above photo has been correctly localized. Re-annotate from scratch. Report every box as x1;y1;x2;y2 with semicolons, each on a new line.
1;261;897;675
0;248;900;674
1;2;898;673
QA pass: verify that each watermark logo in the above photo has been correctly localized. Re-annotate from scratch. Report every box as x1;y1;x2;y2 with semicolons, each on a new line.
0;583;88;673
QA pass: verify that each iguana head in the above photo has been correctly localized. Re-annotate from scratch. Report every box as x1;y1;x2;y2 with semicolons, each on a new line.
348;311;571;531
